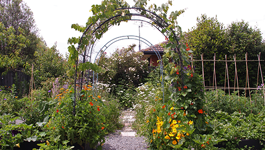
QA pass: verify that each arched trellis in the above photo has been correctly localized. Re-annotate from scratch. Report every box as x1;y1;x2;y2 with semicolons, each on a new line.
91;35;165;102
74;7;184;115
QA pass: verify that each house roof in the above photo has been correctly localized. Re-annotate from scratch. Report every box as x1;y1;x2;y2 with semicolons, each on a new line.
139;41;168;52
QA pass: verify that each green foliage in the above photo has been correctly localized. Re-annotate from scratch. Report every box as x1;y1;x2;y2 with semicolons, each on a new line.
0;114;33;150
0;84;21;115
0;0;38;60
18;89;54;125
204;89;264;117
183;15;265;91
0;22;29;73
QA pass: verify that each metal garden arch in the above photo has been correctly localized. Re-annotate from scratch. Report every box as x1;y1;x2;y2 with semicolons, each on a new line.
73;7;184;115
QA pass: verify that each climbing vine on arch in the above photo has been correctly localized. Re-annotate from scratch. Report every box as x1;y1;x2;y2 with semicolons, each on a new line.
67;0;210;148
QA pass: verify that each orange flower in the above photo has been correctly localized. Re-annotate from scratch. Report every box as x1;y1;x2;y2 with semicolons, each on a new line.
205;121;209;124
206;141;209;145
89;102;93;106
153;109;156;112
53;127;55;130
97;95;101;99
101;127;105;130
198;109;203;114
162;105;165;109
183;110;186;116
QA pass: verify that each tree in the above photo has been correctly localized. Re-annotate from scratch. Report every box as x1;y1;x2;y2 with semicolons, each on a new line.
0;0;38;60
226;21;265;89
183;14;228;86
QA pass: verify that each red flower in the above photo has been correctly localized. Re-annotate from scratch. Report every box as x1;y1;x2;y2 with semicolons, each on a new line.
198;109;203;114
201;144;206;148
97;107;100;111
168;112;171;116
178;87;181;91
181;107;184;109
89;102;93;106
56;109;59;113
176;71;179;75
101;127;105;130
190;102;194;105
162;105;165;109
62;126;64;129
191;73;193;78
81;95;84;97
165;36;168;40
184;85;187;89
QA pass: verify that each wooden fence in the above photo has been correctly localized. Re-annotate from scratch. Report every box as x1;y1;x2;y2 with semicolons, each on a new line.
190;52;264;102
0;68;30;95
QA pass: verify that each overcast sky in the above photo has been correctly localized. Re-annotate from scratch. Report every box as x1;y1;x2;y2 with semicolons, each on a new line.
24;0;265;60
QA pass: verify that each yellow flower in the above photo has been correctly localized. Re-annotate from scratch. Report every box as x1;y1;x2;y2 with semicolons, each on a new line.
170;107;174;110
173;124;179;128
150;139;153;143
172;140;177;145
46;140;50;146
60;88;64;90
169;132;174;137
188;120;193;125
176;136;181;140
15;96;18;98
187;73;190;76
172;128;177;133
157;128;162;134
159;98;162;100
172;120;177;124
66;89;69;91
16;143;20;148
165;135;170;139
155;96;158;98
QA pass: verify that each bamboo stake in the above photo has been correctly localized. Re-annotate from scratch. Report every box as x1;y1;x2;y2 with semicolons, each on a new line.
257;53;265;105
226;55;230;95
201;54;205;88
234;54;240;97
256;54;260;94
245;53;251;100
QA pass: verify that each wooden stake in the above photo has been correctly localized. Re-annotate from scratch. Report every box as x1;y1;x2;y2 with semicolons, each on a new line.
201;54;205;88
234;54;240;97
226;55;230;95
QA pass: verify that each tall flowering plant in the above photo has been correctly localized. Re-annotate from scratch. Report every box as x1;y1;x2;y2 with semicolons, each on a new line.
40;85;107;149
144;43;216;149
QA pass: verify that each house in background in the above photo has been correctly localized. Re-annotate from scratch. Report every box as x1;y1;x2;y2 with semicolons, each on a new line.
139;41;167;66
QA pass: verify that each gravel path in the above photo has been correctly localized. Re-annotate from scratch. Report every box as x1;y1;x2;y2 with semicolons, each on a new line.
102;109;149;150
